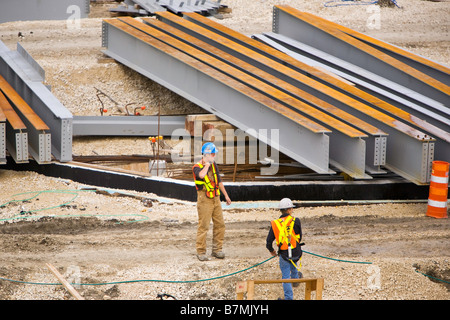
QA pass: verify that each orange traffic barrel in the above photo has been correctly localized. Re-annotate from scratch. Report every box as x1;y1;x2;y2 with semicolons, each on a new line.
426;161;449;219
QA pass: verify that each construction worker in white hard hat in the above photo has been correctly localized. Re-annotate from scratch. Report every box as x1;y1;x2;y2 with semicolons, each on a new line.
192;142;231;261
266;198;303;300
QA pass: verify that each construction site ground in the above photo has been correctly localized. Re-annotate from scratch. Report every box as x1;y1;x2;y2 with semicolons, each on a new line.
0;0;449;300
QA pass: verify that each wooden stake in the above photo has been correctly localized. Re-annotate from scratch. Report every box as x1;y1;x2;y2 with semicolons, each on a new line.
46;263;84;300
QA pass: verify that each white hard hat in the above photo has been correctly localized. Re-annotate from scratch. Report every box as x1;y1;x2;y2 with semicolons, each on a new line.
279;198;295;209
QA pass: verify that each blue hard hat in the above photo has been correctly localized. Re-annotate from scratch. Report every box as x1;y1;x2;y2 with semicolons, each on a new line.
202;142;218;154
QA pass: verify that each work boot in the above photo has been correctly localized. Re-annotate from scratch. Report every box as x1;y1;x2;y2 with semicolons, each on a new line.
197;254;210;261
211;251;225;259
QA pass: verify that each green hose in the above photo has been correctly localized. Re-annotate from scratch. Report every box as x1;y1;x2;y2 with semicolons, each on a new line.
303;250;372;264
1;189;446;288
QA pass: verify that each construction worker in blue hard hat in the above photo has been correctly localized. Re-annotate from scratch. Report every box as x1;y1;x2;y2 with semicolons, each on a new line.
266;198;303;300
192;142;231;261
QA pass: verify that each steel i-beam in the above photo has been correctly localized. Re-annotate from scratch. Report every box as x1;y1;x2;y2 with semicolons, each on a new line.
102;19;334;174
181;12;447;147
0;91;28;164
256;32;450;130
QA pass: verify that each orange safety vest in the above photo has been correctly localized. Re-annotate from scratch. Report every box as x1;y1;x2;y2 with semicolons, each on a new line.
192;162;221;199
271;215;300;250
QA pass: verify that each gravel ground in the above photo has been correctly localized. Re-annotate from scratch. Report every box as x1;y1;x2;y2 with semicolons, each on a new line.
0;170;449;301
0;0;449;302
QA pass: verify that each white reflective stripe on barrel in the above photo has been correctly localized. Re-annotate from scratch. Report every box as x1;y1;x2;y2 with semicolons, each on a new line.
430;175;449;184
427;199;448;208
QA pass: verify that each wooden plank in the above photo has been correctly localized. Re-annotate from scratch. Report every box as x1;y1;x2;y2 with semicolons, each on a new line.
305;280;315;300
46;263;84;300
0;75;49;131
121;17;367;139
142;17;382;138
274;5;450;97
235;281;247;300
316;278;324;300
104;18;331;135
162;12;431;141
247;280;255;300
238;278;324;300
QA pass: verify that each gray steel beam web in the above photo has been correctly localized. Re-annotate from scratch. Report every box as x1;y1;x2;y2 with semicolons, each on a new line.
271;6;450;106
0;0;90;23
157;12;435;184
136;17;373;179
101;19;334;175
73;115;186;136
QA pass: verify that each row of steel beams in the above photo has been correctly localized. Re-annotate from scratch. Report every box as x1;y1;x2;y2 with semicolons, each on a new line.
101;11;447;184
180;12;442;144
133;16;375;178
254;32;449;130
271;5;450;107
252;32;450;164
269;5;449;169
0;41;74;164
0;73;50;164
157;12;439;184
102;18;334;175
105;17;382;178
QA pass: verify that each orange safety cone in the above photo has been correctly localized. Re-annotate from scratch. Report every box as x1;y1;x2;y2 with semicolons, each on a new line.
426;161;449;219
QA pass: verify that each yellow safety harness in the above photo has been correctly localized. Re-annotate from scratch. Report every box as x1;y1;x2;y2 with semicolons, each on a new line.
193;162;220;199
272;216;302;271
